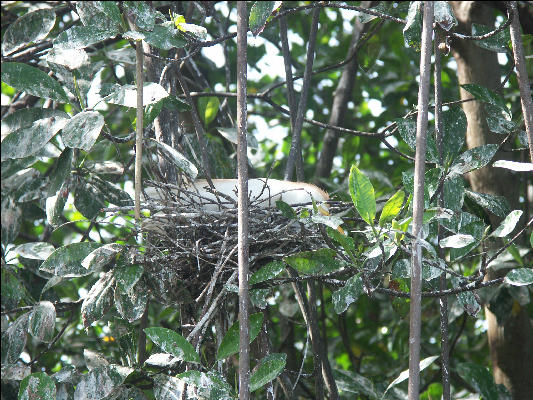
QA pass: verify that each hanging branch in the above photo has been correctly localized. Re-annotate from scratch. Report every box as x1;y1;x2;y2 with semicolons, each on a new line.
279;15;298;133
284;8;320;181
236;2;250;399
434;27;450;400
408;3;434;400
508;1;533;162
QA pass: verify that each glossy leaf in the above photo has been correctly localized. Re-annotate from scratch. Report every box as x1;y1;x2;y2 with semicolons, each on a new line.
104;82;169;107
396;118;416;149
82;243;123;271
124;23;187;50
491;210;523;238
434;1;457;31
217;126;259;149
144;327;200;363
1;313;29;364
14;242;55;260
440;233;476;249
403;2;422;51
440;107;467;165
114;282;148;322
449;144;498;175
385;356;439;395
461;84;510;116
61;111;104;151
284;248;339;275
123;1;156;31
504;268;533;286
250;261;284;285
332;274;364;314
45;184;69;227
1;196;22;247
250;353;287;392
177;370;234;399
40;242;102;277
47;148;73;197
53;25;118;50
456;362;499;400
149;139;198;179
18;372;56;400
74;178;106;219
198;96;220;126
333;369;379;399
90;176;133;207
217;313;263;360
153;374;186;399
472;23;510;53
465;190;510;218
379;189;405;226
73;365;134;400
28;301;56;343
493;160;533;172
2;8;56;56
81;271;115;327
327;226;356;255
453;277;481;316
349;165;376;225
249;1;277;36
76;1;122;31
114;262;143;292
1;114;69;161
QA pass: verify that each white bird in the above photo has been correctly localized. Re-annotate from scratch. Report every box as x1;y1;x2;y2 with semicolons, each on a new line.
144;178;330;212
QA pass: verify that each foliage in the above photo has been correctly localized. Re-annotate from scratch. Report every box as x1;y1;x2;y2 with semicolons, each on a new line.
1;1;531;399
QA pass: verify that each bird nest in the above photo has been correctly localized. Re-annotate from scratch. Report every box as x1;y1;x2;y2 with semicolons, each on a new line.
139;180;335;306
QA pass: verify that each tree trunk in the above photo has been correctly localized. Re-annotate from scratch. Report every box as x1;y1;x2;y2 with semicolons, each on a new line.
450;3;533;399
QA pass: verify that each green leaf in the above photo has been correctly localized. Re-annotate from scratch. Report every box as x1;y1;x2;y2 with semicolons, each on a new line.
456;362;499;400
434;1;457;31
326;227;356;255
443;174;464;211
439;234;476;249
114;262;143;292
104;82;169;107
403;2;422;50
177;370;234;399
74;178;106;219
14;242;55;260
81;272;115;327
504;268;533;286
47;148;73;197
249;1;277;36
149;139;198;179
449;144;498;175
349;165;376;225
124;24;187;50
332;274;364;314
284;248;339;275
40;242;102;277
465;190;510;218
114;281;148;322
493;160;533;172
385;356;439;395
276;200;297;219
440;107;467;165
216;313;263;360
333;369;379;399
250;261;284;285
1;62;68;103
250;353;287;392
396;118;416;149
2;312;29;364
18;372;56;400
217;127;259;149
82;243;123;272
76;1;122;31
198;96;220;126
123;1;156;31
461;83;510;116
61;111;104;151
45;184;69;227
73;365;133;400
28;301;56;343
485;103;516;135
453;277;481;316
472;23;510;53
144;327;200;363
1;196;22;247
53;25;118;50
2;8;56;56
491;210;523;238
379;189;405;226
90;175;133;207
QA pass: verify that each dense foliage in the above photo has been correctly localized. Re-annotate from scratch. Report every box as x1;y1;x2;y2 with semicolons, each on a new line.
1;2;532;399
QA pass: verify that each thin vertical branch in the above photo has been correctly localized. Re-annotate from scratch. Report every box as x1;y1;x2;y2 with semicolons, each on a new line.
279;15;298;132
408;3;434;400
284;8;320;182
434;27;450;400
134;40;144;221
236;3;250;399
509;1;533;162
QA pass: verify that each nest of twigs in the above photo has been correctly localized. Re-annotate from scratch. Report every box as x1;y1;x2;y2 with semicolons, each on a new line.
139;180;335;306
